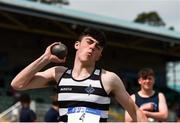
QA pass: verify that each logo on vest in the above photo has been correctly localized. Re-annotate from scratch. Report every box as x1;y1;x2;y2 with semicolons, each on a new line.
85;84;95;95
60;87;72;91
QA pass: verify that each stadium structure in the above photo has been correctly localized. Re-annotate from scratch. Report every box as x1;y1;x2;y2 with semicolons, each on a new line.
0;0;180;122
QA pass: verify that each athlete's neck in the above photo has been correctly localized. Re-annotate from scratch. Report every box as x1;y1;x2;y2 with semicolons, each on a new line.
72;54;96;80
72;62;95;80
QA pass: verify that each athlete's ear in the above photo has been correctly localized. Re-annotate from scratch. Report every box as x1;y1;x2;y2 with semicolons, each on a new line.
74;41;80;49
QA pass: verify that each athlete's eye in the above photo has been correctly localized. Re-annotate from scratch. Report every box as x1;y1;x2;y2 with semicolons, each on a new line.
86;39;93;44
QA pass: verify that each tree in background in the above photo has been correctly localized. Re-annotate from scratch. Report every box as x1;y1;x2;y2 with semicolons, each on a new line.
33;0;69;5
134;11;175;30
134;11;166;27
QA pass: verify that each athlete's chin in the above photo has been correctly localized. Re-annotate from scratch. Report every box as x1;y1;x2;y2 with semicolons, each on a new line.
81;56;93;62
80;59;96;66
79;58;90;62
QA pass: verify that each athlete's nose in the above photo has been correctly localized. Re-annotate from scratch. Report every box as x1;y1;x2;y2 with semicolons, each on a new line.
89;43;96;50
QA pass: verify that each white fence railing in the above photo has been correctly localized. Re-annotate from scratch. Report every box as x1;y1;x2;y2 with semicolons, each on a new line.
0;102;21;122
0;101;50;122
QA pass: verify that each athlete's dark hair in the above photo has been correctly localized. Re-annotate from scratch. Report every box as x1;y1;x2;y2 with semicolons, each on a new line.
78;27;107;47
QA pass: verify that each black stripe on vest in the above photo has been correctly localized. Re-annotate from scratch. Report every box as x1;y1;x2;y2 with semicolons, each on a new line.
59;101;110;110
58;85;109;97
62;71;100;80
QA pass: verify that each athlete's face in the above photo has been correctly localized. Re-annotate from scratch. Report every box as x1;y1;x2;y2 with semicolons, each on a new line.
138;75;155;91
75;36;103;63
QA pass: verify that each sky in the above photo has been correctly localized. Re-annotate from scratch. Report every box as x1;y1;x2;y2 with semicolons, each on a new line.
66;0;180;32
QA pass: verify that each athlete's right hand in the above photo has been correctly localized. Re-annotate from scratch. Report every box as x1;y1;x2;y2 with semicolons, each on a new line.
43;42;66;63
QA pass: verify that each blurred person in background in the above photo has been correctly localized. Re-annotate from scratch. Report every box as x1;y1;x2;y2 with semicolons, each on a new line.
19;93;37;122
44;100;59;122
125;68;168;122
44;92;59;122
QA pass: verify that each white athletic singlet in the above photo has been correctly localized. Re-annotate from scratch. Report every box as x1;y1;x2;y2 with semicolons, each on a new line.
57;68;110;123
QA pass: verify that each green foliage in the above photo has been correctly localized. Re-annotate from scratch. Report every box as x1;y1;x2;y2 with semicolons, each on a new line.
134;11;166;27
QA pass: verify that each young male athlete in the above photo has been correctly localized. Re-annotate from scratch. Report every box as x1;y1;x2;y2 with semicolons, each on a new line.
11;28;147;122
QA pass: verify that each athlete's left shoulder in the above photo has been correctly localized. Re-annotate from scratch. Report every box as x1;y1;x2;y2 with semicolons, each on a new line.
101;69;117;77
101;69;121;83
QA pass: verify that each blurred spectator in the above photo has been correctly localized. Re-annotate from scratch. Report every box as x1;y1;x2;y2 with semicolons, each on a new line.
44;100;59;122
125;68;168;122
19;93;37;122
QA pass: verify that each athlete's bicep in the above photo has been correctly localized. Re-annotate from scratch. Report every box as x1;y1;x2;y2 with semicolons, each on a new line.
24;68;56;89
109;73;133;111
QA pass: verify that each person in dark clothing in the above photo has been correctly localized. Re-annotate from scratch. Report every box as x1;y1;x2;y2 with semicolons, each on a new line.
19;93;37;122
44;101;59;122
125;68;168;122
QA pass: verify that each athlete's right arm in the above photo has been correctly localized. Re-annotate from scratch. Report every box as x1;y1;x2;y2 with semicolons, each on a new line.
11;42;67;90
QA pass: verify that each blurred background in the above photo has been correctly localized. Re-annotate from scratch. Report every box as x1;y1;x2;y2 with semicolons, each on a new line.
0;0;179;122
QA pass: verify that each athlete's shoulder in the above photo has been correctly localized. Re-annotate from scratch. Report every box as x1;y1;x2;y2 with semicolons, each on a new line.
101;69;122;84
101;69;118;77
48;66;68;81
53;66;68;72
